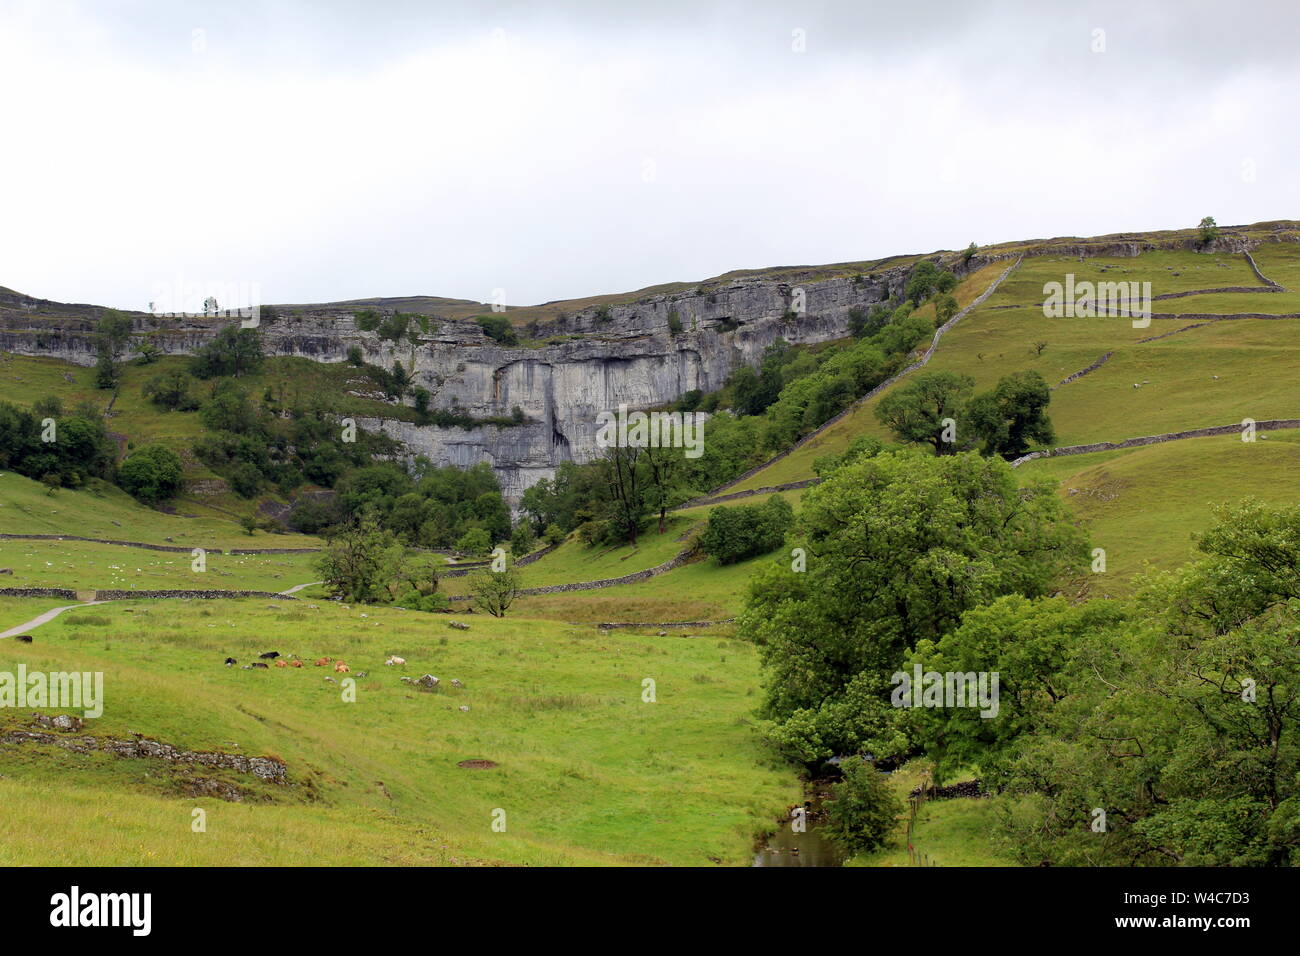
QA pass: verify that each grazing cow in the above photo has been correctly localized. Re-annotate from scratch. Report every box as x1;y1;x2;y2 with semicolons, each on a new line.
289;659;304;668
384;656;406;666
15;635;33;644
224;657;236;666
251;662;269;669
314;658;331;666
274;659;289;668
334;662;350;674
258;651;281;660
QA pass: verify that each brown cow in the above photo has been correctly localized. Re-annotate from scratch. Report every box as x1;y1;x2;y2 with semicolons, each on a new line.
289;659;304;668
334;661;350;674
274;659;289;668
315;658;332;666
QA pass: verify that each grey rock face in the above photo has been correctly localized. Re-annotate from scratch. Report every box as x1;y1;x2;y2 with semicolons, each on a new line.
0;264;923;501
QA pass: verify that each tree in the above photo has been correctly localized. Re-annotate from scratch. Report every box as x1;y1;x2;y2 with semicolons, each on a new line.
667;308;683;336
963;241;979;264
456;527;492;557
1198;215;1219;247
934;294;959;327
964;371;1055;459
873;371;974;455
600;446;647;546
905;260;955;307
739;450;1085;765
698;495;794;564
822;758;904;854
94;347;119;390
642;442;689;534
315;515;403;603
117;445;184;503
143;370;200;411
389;360;410;399
96;310;133;356
190;325;264;378
199;381;259;434
510;522;535;558
469;567;521;617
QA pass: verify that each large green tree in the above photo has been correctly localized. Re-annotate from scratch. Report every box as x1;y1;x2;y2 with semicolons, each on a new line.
740;450;1085;765
874;371;974;455
965;370;1055;459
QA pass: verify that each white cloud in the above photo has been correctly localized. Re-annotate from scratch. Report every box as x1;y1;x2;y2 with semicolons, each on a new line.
1;0;1295;310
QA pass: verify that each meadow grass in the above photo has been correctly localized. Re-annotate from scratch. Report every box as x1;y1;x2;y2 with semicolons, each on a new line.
0;471;323;550
727;250;1300;494
0;596;798;866
1019;429;1300;594
0;538;318;592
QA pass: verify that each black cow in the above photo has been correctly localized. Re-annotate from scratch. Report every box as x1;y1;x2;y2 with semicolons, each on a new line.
258;651;281;659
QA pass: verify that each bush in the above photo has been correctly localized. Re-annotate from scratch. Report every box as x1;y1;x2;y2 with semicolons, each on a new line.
667;308;683;336
456;527;492;557
543;523;566;547
698;495;794;565
476;314;519;346
346;345;364;366
190;325;263;378
117;445;184;504
468;567;521;617
227;461;263;498
143;370;201;411
821;758;903;854
392;588;448;613
510;523;535;558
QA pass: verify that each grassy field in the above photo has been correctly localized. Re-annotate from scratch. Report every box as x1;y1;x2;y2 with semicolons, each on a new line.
516;516;699;589
854;762;1016;868
0;539;318;592
0;596;799;866
1020;428;1300;594
0;471;322;550
727;247;1300;494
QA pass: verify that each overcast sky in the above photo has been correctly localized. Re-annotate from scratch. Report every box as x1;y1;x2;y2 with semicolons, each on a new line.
2;0;1295;312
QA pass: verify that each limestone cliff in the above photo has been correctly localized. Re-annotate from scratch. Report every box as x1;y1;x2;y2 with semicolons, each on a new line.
0;263;927;500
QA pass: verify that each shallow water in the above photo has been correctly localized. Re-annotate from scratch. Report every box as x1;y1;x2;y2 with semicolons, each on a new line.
752;803;848;867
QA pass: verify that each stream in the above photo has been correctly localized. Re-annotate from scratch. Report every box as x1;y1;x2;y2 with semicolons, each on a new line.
752;790;848;867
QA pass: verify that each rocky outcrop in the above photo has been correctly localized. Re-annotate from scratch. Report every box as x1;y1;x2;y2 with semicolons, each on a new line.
0;263;928;502
3;720;289;784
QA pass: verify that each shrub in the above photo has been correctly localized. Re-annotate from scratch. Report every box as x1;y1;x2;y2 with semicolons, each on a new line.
456;527;492;557
117;445;184;504
346;345;364;366
667;308;683;336
227;461;263;499
698;495;794;565
821;758;903;854
510;523;535;558
143;370;200;411
190;325;263;378
468;567;521;617
392;588;448;613
476;314;519;346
